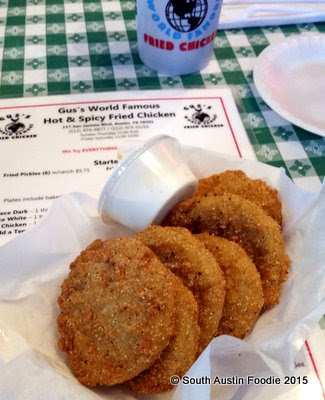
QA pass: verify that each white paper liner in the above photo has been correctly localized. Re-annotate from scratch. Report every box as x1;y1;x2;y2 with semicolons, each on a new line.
0;147;324;400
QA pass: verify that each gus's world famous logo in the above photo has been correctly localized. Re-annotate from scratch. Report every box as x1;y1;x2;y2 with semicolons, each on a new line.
0;113;35;140
143;0;221;52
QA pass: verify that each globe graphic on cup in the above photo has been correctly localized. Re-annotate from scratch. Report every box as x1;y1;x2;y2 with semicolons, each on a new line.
165;0;208;33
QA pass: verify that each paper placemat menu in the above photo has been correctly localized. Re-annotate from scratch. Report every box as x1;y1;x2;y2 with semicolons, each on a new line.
0;88;324;400
0;88;254;245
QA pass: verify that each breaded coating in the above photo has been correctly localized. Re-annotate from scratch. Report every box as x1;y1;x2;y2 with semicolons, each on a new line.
57;238;176;387
125;275;200;393
137;226;225;355
189;194;290;309
163;170;282;227
197;170;282;226
195;234;264;338
163;196;198;230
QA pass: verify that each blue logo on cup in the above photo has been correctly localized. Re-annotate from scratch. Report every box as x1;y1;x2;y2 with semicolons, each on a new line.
147;0;220;40
165;0;208;33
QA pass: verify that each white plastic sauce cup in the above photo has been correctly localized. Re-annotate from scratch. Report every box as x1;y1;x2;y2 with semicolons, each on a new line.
98;135;198;231
136;0;223;75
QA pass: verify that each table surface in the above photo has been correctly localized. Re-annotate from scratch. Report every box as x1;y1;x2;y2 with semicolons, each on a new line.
0;0;324;192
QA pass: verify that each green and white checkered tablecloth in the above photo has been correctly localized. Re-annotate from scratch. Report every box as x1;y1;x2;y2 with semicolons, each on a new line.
0;0;324;189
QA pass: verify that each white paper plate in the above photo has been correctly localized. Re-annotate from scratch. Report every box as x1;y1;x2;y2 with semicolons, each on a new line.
253;34;325;137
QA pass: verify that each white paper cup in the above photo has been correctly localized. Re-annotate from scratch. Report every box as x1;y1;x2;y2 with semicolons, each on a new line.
98;135;198;231
136;0;223;75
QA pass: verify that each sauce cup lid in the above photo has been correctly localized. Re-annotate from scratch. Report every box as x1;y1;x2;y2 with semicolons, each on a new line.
98;135;197;231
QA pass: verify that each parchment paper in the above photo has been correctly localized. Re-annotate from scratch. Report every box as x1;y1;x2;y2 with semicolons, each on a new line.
0;146;324;400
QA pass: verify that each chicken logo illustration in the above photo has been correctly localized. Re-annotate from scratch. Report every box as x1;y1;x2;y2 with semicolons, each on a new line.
184;104;217;125
0;113;34;139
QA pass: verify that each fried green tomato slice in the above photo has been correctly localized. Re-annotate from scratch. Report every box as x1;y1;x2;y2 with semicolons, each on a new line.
163;170;282;228
197;170;282;226
137;226;225;355
125;275;200;394
195;233;264;338
57;238;176;387
189;194;290;309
